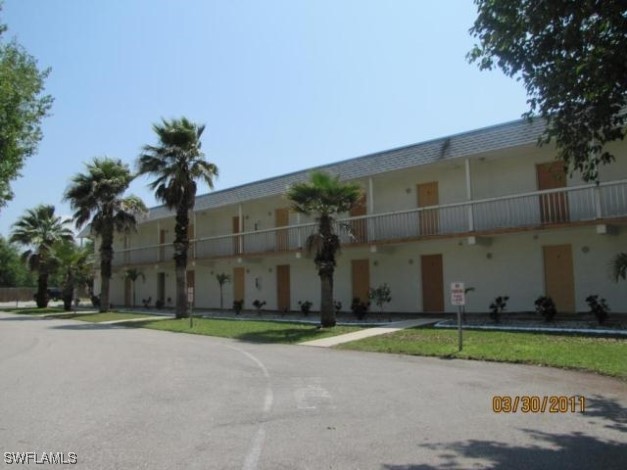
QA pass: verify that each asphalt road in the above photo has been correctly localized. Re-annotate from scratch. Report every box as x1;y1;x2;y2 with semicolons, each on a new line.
1;312;625;469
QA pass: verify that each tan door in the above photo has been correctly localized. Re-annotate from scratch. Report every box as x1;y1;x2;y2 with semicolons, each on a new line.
276;264;291;312
159;230;166;261
417;182;439;235
537;162;569;224
351;259;370;303
233;267;245;305
543;245;575;313
232;216;241;255
186;270;195;307
275;208;289;252
350;194;367;243
124;278;132;307
421;254;444;312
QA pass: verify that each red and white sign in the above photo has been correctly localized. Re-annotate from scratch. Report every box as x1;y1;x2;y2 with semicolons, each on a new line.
450;282;465;306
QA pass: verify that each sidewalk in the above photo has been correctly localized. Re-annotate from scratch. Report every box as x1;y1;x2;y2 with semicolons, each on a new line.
299;318;438;347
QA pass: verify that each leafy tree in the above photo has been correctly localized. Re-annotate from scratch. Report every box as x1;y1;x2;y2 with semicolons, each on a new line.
54;240;93;311
124;268;145;308
64;158;147;312
0;235;34;287
137;117;218;318
9;205;73;307
0;5;53;208
468;0;627;181
286;171;362;327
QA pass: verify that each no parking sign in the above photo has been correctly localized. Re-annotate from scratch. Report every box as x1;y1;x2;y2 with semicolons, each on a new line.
450;282;465;306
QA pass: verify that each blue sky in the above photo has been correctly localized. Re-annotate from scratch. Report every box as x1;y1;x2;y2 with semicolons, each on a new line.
0;0;528;237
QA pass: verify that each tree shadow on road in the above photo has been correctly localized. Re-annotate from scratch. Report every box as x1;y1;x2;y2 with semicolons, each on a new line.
382;395;627;470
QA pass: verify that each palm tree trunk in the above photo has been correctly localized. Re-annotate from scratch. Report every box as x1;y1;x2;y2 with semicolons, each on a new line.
174;207;189;319
319;267;336;327
36;271;49;308
99;227;114;313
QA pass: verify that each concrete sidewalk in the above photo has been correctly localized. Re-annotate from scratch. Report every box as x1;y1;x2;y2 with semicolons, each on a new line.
299;318;438;347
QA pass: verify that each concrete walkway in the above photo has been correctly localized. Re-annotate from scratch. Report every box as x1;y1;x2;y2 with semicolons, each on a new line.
299;318;438;347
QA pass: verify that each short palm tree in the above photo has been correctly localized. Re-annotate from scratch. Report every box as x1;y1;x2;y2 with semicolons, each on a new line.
137;117;218;318
64;158;147;312
55;240;93;311
611;253;627;282
124;268;145;308
10;205;74;308
286;171;362;327
215;272;231;309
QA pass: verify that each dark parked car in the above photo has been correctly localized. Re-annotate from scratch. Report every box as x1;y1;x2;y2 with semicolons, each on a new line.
33;287;62;302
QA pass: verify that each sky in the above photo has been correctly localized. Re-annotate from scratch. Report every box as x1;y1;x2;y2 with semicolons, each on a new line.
0;0;528;238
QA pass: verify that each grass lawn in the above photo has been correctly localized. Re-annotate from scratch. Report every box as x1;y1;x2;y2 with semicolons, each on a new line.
1;307;65;315
337;326;627;379
48;312;160;323
124;317;362;344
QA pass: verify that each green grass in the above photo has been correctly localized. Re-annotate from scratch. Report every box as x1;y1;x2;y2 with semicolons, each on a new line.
123;317;362;344
337;326;627;379
48;312;159;323
1;307;65;315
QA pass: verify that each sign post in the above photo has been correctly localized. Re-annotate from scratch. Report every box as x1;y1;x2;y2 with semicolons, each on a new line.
450;282;465;352
187;287;194;328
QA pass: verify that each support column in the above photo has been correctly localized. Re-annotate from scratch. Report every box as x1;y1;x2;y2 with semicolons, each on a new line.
465;158;474;231
238;204;244;254
368;177;375;242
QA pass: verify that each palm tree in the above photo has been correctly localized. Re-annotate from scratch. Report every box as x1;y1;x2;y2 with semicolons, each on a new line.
611;253;627;282
55;240;93;311
137;117;218;318
124;268;145;308
64;158;147;312
10;205;74;308
286;171;362;327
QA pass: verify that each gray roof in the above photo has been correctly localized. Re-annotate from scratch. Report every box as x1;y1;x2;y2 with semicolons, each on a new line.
80;116;546;236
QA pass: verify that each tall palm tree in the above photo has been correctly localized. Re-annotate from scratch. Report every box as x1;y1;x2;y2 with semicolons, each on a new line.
286;171;362;327
10;205;74;308
137;117;218;318
64;157;147;312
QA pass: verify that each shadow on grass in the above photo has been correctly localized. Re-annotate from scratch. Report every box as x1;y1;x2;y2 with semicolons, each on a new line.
234;327;326;344
382;410;626;469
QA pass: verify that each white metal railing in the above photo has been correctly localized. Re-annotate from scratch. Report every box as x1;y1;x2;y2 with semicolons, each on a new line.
110;180;627;267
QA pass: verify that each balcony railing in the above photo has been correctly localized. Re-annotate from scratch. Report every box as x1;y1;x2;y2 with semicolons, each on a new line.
110;180;627;267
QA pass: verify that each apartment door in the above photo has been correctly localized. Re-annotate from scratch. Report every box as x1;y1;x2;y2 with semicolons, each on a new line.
350;194;367;243
232;216;242;255
124;278;132;307
233;267;245;305
351;259;370;303
157;272;166;305
417;182;439;235
421;254;444;312
186;270;195;307
537;162;569;224
159;229;166;261
543;245;575;313
275;208;289;252
276;264;291;312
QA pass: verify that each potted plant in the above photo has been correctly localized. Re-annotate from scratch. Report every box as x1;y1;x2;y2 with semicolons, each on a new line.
351;297;370;320
298;300;313;316
252;299;266;315
233;300;243;315
585;295;610;325
489;295;509;324
534;295;557;322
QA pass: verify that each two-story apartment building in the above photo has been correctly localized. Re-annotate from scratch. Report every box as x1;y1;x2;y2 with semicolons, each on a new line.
92;117;627;314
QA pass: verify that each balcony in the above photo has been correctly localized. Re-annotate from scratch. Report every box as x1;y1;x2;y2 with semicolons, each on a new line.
110;180;627;268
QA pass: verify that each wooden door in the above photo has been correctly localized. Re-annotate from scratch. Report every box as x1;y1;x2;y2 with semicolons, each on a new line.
351;259;370;303
159;230;166;261
275;208;289;252
537;162;569;224
124;278;132;307
186;270;195;307
276;264;291;312
350;194;367;243
417;182;439;235
232;216;242;255
233;267;245;305
421;254;444;312
543;245;575;313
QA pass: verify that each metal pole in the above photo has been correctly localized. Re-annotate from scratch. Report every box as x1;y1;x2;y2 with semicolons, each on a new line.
457;306;463;352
